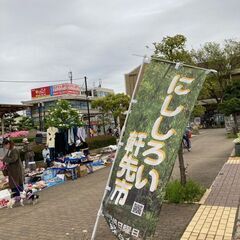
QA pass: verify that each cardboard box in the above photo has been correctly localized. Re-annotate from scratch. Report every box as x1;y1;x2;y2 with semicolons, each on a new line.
105;162;112;167
77;165;88;177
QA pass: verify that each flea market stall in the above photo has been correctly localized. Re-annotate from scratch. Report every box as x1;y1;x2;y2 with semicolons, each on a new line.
0;141;116;208
0;101;116;208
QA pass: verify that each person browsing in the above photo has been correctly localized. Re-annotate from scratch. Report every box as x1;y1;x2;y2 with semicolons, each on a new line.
0;139;24;198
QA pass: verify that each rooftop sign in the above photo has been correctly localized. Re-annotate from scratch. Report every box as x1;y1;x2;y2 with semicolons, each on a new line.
31;83;80;99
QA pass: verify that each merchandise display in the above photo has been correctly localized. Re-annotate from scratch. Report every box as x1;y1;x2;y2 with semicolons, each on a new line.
0;145;116;209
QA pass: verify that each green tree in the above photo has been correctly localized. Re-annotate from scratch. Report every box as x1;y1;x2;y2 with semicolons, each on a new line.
92;97;110;135
192;40;240;104
219;80;240;133
95;113;112;135
45;100;83;129
191;105;206;118
153;34;193;64
92;93;130;128
4;113;19;131
17;116;34;130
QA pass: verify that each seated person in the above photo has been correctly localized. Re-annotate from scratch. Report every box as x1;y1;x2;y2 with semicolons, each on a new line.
42;145;51;167
76;140;93;173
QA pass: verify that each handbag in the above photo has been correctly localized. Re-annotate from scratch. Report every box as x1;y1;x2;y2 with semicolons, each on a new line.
0;161;6;171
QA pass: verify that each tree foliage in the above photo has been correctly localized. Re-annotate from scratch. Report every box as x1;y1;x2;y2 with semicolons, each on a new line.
45;100;83;129
3;113;19;131
191;105;206;118
92;93;130;127
219;80;240;115
17;116;34;130
192;40;240;103
153;34;193;64
219;98;240;116
219;80;240;133
153;35;240;106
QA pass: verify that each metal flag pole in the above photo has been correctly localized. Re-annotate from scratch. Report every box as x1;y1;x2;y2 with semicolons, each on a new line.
151;57;217;73
90;56;149;240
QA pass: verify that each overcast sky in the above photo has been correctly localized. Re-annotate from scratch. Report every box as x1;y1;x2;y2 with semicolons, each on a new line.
0;0;239;104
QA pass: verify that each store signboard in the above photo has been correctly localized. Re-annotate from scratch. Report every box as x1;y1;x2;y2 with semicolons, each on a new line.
102;60;208;240
31;86;51;99
31;83;80;99
51;83;80;96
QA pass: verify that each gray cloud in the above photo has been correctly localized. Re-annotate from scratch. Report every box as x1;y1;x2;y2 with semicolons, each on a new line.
0;0;239;103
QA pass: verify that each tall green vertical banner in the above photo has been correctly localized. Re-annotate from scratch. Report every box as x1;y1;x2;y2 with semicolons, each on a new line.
102;59;209;240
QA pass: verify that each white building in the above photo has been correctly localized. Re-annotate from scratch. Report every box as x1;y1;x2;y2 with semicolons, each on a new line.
22;83;114;132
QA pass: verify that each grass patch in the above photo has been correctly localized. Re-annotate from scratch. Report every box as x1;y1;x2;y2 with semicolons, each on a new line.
227;133;237;138
165;179;205;203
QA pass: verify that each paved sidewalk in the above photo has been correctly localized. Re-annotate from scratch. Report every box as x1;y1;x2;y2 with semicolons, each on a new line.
181;157;240;240
0;129;233;239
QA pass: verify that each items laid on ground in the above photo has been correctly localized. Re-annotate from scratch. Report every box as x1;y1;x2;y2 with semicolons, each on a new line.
0;147;116;209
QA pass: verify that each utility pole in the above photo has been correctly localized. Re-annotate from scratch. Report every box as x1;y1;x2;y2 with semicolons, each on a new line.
38;102;42;131
84;76;91;137
42;102;45;131
1;115;5;136
68;71;73;84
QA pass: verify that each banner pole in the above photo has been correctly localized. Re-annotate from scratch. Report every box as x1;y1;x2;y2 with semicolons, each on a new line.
90;56;148;240
151;57;217;73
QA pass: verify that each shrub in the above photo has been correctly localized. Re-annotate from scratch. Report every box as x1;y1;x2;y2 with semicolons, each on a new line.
227;133;237;139
165;179;205;203
12;137;35;144
184;180;205;203
86;135;116;150
165;180;185;203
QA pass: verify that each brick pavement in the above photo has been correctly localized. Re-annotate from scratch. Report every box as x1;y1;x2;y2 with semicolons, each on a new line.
181;157;240;240
0;167;108;240
0;129;233;240
0;166;198;240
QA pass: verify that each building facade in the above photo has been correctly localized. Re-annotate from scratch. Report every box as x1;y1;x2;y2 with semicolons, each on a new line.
22;83;114;133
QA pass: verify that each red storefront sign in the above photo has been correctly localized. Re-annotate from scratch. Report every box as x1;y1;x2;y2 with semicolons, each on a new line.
52;83;80;96
31;86;51;99
31;83;80;99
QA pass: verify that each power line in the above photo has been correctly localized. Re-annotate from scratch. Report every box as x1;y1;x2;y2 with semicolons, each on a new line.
0;77;84;83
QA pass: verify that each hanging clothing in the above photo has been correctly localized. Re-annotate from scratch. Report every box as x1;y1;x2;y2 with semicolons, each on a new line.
47;127;58;148
55;130;68;156
68;128;74;145
77;127;87;142
73;126;78;142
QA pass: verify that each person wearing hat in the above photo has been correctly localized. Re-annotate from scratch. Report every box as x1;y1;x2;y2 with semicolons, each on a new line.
0;139;24;198
22;138;35;169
